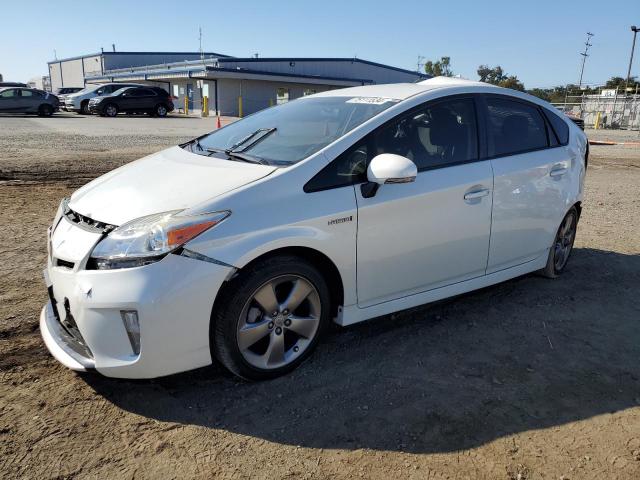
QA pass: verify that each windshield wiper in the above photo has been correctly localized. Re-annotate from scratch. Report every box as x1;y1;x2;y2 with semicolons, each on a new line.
226;127;277;153
205;147;267;165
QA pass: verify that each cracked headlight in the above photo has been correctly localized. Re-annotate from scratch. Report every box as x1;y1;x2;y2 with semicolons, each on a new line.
89;210;230;269
52;197;69;230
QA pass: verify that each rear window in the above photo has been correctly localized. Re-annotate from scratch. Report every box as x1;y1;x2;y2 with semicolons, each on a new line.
486;97;548;157
543;108;570;145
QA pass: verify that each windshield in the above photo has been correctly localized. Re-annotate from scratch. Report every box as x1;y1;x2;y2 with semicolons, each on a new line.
194;96;399;165
113;87;132;96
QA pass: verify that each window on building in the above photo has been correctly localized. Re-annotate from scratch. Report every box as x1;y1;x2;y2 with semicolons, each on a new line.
276;87;290;105
486;97;548;157
303;88;317;96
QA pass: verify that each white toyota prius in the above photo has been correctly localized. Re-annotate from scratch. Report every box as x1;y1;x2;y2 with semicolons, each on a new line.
41;77;587;380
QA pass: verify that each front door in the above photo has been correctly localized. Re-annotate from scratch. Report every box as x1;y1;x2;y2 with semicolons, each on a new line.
355;97;493;307
0;89;20;111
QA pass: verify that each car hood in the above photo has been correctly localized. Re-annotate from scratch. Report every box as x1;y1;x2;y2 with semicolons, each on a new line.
69;146;276;225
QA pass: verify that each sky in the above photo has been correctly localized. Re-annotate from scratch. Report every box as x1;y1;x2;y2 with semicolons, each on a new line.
1;0;638;89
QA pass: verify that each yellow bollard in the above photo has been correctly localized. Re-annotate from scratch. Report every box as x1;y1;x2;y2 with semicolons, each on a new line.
238;96;243;118
184;96;189;116
202;96;208;117
594;111;601;130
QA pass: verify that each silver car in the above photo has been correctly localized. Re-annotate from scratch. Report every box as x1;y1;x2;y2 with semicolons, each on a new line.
0;87;59;116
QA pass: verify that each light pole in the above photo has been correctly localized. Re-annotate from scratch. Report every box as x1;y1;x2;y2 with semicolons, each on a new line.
625;26;639;94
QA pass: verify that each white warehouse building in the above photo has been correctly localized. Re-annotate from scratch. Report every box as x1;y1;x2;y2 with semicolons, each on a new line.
48;50;427;116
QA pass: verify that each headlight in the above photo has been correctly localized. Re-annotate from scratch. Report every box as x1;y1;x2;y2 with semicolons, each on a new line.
52;197;69;230
89;210;230;270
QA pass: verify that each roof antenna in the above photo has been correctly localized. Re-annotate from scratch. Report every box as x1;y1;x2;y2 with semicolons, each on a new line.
112;43;116;52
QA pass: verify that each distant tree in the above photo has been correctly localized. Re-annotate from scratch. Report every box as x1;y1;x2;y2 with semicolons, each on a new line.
424;57;453;77
604;76;639;91
527;88;551;102
477;64;525;91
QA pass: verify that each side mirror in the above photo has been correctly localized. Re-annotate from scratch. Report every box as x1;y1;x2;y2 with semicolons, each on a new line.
361;154;417;198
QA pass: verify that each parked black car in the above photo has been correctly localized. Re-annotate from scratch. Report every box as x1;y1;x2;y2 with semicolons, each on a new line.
88;86;174;117
0;82;27;88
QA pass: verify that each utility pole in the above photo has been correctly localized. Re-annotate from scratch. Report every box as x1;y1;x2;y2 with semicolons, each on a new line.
198;26;204;62
625;26;639;94
416;55;426;74
578;32;594;89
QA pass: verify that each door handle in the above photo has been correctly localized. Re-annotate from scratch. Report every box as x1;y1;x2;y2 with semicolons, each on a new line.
550;165;568;177
464;188;490;200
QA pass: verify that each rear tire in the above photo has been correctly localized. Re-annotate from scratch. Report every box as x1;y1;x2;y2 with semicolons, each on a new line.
104;104;118;117
37;104;53;117
540;206;578;278
155;104;168;117
212;255;331;381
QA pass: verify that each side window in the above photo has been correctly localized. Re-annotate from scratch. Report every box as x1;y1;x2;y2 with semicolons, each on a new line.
138;88;156;96
0;89;17;98
486;97;548;157
304;139;369;192
542;108;569;145
20;90;34;97
374;98;478;170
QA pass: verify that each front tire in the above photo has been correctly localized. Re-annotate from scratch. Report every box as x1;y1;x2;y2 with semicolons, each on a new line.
79;100;90;115
104;104;118;117
540;206;578;278
212;255;331;381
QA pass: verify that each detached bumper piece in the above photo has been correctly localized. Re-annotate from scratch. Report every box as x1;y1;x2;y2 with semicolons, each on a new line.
40;301;95;371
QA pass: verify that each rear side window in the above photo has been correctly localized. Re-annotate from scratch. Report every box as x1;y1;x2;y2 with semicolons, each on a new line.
543;108;570;145
486;97;548;157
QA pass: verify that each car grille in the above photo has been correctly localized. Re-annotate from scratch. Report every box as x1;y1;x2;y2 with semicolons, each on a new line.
63;207;116;234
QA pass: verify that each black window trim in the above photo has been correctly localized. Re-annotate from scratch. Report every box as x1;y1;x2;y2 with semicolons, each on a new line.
540;106;570;147
304;93;485;193
479;93;568;160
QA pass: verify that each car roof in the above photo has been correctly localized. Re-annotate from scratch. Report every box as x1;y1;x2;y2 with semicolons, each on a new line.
314;77;491;101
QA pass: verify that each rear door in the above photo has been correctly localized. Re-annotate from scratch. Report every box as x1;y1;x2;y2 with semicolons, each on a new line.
354;96;494;307
482;95;574;273
18;89;41;112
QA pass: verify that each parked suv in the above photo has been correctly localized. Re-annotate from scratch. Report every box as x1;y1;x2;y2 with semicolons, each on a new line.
0;87;59;116
89;86;174;117
64;83;142;114
41;77;587;380
54;87;83;108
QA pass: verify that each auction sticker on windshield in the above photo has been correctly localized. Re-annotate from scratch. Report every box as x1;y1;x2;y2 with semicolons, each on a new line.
346;97;398;105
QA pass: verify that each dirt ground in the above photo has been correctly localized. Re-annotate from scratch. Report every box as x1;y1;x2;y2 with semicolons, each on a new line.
1;115;639;479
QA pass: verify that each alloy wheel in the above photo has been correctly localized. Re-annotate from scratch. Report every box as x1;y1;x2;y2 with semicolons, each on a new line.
105;105;117;117
237;275;321;370
554;211;576;271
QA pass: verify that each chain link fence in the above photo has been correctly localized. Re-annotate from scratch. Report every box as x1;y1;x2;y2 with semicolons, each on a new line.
552;93;640;131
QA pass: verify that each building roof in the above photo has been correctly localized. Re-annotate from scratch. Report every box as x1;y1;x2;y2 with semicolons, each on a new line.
47;51;232;64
